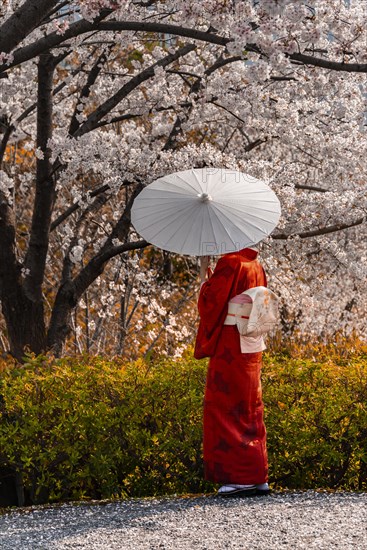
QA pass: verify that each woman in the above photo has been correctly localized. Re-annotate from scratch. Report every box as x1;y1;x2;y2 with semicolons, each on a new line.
194;246;270;497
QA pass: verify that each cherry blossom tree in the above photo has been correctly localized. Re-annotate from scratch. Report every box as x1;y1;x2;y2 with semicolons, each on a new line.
0;0;366;359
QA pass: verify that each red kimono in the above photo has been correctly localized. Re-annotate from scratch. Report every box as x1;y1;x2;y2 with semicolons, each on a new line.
194;248;268;485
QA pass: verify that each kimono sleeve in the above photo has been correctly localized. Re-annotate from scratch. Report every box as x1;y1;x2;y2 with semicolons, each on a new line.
194;256;241;359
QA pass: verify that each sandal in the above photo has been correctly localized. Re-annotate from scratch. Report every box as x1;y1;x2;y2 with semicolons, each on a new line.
217;484;257;497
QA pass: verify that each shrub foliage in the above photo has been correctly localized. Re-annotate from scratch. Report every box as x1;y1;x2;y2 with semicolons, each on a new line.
0;349;366;506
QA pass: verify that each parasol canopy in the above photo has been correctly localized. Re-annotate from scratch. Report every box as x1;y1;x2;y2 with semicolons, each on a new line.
131;168;281;256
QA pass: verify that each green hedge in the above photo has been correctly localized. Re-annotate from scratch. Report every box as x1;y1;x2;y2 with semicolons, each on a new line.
264;352;367;491
0;351;366;506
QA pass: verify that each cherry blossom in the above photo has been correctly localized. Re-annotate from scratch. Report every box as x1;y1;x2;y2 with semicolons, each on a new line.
0;0;366;358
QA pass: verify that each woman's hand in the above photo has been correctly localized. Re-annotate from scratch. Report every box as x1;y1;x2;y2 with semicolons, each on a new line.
200;256;211;283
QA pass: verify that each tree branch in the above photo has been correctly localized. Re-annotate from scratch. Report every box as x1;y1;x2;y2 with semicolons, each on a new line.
93;112;142;129
211;100;246;125
72;184;145;298
0;8;115;74
85;239;150;269
244;137;268;153
289;51;367;73
47;181;146;352
15;57;91;127
294;184;329;193
270;75;298;81
0;120;15;168
50;184;110;232
68;46;112;135
3;18;367;75
104;183;145;248
162;55;242;151
61;192;111;284
75;240;149;300
272;216;365;239
0;0;59;54
72;43;196;138
2;20;226;73
210;101;271;152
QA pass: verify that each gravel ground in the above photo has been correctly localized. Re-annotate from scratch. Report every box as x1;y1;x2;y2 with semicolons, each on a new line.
0;491;366;550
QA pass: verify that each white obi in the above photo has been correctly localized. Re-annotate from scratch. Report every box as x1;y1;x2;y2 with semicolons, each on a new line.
223;286;279;354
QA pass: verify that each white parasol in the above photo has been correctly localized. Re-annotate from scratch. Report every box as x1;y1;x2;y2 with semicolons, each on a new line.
131;168;281;256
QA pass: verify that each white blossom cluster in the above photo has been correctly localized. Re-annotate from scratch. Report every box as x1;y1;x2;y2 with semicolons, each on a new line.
67;252;195;357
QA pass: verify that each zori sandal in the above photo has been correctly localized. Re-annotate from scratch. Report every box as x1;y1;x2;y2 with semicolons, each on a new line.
217;484;257;497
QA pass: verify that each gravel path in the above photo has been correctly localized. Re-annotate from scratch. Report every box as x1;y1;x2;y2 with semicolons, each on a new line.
0;491;366;550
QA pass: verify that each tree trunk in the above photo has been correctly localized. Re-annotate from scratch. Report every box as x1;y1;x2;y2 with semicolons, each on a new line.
1;283;46;360
23;51;56;302
46;280;77;356
0;52;55;360
0;187;46;359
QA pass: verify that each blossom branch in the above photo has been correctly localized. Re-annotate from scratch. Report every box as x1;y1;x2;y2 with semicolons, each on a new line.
3;19;367;75
47;182;145;351
163;55;242;151
68;46;113;135
50;184;110;232
73;43;197;137
273;217;365;239
294;184;329;193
